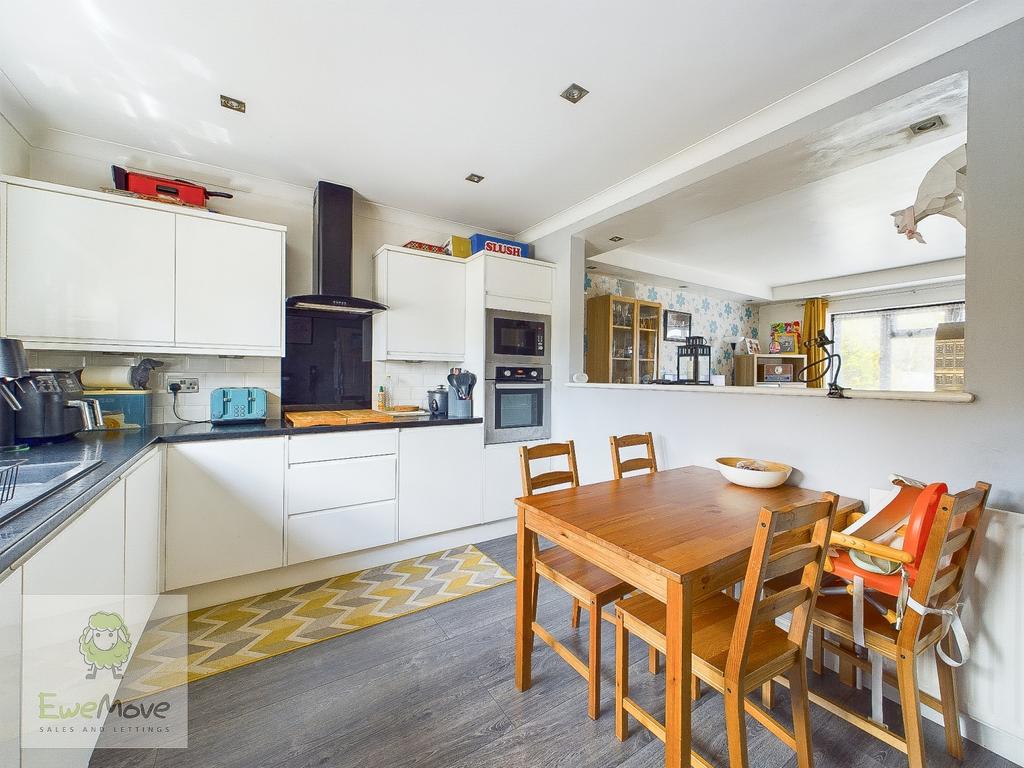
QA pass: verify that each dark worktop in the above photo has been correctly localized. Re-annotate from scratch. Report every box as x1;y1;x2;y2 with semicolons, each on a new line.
0;415;482;575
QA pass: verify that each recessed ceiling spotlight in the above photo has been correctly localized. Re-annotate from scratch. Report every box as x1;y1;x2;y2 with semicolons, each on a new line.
678;285;688;289
608;235;623;242
560;83;590;104
908;115;945;135
586;265;597;270
220;95;246;113
465;173;485;183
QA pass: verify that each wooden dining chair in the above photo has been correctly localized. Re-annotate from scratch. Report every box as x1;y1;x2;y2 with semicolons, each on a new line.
614;493;839;768
519;441;633;720
609;431;663;676
797;482;991;768
609;432;658;479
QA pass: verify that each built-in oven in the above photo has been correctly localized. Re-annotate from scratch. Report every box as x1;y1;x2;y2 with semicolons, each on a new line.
484;366;551;445
486;309;550;367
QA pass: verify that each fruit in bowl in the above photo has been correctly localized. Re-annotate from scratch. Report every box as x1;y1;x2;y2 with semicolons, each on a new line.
715;457;793;489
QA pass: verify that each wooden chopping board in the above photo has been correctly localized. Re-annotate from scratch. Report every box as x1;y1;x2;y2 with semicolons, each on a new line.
285;409;398;428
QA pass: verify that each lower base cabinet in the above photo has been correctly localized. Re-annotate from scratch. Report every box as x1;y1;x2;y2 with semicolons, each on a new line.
21;480;127;768
287;501;397;565
0;570;21;768
398;424;485;540
483;440;552;522
165;437;286;590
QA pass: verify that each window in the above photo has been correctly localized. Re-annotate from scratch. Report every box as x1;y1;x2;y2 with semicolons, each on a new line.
831;302;965;391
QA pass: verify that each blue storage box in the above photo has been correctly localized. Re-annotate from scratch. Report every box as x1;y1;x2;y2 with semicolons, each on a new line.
469;234;531;259
83;390;151;429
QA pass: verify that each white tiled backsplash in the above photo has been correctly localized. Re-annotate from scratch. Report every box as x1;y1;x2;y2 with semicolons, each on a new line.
28;350;282;424
372;360;459;411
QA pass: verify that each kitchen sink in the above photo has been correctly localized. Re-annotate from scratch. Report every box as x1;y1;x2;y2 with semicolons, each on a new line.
0;458;104;524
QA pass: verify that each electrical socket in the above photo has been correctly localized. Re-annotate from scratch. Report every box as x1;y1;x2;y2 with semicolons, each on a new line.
167;377;200;394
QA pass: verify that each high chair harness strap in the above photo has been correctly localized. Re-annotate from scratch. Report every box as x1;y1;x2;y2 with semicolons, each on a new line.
906;596;970;667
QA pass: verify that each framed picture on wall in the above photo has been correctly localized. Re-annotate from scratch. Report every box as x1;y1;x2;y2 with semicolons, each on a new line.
777;332;799;353
663;310;692;341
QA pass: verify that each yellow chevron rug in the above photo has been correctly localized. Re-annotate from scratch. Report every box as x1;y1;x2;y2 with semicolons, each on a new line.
119;544;512;698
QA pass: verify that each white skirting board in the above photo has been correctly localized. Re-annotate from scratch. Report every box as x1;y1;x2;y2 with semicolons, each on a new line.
162;517;517;613
816;505;1023;766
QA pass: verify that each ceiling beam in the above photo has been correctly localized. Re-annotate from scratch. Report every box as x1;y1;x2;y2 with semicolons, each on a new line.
770;257;965;301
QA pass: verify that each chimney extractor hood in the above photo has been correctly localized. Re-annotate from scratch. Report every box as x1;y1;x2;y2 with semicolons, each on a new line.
286;180;387;315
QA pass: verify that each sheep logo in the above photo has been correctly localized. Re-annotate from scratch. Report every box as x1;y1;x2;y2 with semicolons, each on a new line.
79;611;132;680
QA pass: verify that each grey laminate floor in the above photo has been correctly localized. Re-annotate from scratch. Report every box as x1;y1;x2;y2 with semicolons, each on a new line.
91;535;1012;768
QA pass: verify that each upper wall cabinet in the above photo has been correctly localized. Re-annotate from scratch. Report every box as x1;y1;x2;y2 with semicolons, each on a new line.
372;246;466;361
482;252;555;314
174;215;284;352
0;177;286;357
4;183;177;346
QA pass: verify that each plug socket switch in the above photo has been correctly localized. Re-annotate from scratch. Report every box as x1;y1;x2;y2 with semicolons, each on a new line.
167;377;200;394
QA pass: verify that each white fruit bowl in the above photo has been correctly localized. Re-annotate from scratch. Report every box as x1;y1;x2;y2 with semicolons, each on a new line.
715;457;793;489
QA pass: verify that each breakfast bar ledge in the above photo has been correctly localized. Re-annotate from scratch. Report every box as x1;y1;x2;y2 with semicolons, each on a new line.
566;382;975;403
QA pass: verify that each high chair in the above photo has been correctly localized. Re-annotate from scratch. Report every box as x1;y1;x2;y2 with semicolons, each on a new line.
614;493;839;768
804;482;990;768
520;441;633;719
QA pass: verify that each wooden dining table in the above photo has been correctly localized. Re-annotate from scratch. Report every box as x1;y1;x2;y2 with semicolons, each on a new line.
514;465;862;768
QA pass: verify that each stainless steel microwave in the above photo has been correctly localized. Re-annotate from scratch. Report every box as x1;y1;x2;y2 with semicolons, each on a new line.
486;309;550;367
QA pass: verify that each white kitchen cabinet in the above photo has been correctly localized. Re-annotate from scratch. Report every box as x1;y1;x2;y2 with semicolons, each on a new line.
372;246;466;361
484;253;554;309
3;183;176;347
0;570;21;768
398;423;484;539
124;447;163;597
287;501;396;565
21;481;126;768
174;215;285;354
287;454;396;516
483;440;551;522
165;437;285;590
0;177;286;356
23;479;126;598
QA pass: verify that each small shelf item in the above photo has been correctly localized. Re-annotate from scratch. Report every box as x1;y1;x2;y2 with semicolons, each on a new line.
586;294;662;383
734;353;808;387
677;336;712;385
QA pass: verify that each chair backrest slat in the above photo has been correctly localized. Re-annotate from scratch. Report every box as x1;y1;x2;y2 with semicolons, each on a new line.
756;584;812;625
610;432;657;480
940;527;973;559
520;441;580;496
724;492;839;686
763;542;820;581
927;563;961;599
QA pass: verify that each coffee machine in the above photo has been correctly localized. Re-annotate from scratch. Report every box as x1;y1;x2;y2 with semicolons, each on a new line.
0;338;29;450
15;371;103;445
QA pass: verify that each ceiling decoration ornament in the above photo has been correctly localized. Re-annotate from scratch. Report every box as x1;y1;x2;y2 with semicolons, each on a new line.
891;143;967;244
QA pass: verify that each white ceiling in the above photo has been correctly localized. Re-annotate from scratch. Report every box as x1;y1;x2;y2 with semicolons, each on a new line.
584;74;969;299
0;0;995;234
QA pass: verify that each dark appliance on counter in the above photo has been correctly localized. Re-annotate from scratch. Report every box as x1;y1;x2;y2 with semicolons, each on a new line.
484;365;551;444
486;309;549;367
0;338;29;449
677;336;712;385
15;371;103;445
282;181;382;410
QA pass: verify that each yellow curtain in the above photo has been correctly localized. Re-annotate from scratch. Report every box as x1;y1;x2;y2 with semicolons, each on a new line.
803;297;829;388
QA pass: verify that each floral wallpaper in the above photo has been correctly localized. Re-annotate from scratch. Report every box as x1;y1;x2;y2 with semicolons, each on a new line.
584;273;759;380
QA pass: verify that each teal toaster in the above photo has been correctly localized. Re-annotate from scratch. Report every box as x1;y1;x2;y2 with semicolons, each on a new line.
210;387;268;424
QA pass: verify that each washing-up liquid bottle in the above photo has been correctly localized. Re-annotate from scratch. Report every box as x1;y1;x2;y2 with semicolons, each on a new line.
376;385;387;411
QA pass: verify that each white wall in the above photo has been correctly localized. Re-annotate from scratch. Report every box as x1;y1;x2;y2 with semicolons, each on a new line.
545;21;1024;515
0;113;28;176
